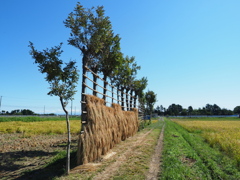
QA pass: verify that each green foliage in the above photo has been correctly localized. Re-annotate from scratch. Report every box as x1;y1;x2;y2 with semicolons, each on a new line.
64;2;118;72
145;90;157;121
29;42;79;106
166;103;183;116
234;106;240;115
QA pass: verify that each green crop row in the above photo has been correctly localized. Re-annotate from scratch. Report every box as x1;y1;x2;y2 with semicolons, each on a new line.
0;116;80;122
161;119;240;179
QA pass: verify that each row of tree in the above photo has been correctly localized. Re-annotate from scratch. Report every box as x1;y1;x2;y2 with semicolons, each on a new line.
0;109;56;116
63;3;149;107
29;2;155;174
1;109;35;115
154;104;240;116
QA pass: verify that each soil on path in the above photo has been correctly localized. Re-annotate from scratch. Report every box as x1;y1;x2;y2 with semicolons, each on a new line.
146;123;165;180
92;129;154;180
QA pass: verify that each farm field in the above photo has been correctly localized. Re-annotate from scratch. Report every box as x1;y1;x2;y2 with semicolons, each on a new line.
0;117;165;180
3;116;240;179
0;118;81;179
161;118;240;179
174;118;240;164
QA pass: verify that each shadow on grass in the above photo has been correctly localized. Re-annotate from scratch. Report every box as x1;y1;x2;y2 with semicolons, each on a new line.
15;151;77;180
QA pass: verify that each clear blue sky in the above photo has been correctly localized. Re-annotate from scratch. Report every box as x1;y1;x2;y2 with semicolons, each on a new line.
1;0;240;114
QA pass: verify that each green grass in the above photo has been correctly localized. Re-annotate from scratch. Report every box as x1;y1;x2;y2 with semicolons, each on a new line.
0;116;80;122
161;119;240;179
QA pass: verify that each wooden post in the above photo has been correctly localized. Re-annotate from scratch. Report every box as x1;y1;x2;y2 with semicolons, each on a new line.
81;56;88;134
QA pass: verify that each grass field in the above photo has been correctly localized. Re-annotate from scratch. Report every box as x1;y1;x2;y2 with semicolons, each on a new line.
161;118;240;179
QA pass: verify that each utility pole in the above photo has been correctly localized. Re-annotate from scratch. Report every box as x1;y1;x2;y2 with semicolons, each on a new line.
71;100;73;117
44;105;45;115
0;96;2;113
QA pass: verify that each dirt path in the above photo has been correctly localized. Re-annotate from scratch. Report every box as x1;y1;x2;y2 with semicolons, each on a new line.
92;129;154;180
146;122;165;180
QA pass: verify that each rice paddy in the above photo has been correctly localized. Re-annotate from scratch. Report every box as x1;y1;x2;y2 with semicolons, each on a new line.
174;119;240;164
0;120;81;136
162;118;240;179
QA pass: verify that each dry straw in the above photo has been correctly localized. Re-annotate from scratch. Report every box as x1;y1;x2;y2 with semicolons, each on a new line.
77;95;138;165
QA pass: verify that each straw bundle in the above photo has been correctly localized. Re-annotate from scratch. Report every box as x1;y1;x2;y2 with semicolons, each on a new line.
77;95;138;165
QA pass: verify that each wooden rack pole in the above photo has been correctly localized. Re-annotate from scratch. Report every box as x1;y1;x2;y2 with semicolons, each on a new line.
81;61;87;134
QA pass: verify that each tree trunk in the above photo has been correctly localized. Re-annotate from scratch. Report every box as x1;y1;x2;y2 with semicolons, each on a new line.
103;75;107;101
121;87;125;111
134;91;137;108
60;97;71;175
126;89;129;111
130;90;133;109
93;73;97;96
112;86;114;104
117;86;120;104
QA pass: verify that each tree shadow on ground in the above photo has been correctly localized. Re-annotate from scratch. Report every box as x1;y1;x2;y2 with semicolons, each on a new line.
15;151;77;180
0;139;78;180
0;150;57;171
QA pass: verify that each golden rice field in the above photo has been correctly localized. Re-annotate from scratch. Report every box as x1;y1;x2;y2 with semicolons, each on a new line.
174;120;240;163
0;120;81;136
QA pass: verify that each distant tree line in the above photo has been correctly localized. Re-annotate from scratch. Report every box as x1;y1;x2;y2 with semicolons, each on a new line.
154;104;240;116
1;109;55;116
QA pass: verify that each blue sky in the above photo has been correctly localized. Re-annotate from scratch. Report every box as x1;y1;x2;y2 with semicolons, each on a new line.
1;0;240;114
